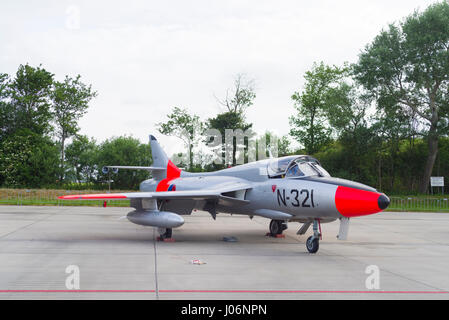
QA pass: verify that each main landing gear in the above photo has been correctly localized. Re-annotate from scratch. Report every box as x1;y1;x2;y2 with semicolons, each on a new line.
157;228;175;242
306;220;321;254
268;220;288;238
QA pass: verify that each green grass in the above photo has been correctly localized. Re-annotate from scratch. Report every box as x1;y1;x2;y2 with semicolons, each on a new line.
0;198;131;207
0;188;133;207
387;196;449;213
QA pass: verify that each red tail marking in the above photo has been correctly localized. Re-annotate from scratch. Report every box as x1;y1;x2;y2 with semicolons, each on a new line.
156;160;182;192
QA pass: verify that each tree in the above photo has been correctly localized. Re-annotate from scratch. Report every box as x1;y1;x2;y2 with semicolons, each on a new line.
260;131;292;158
324;83;371;136
65;135;99;184
216;73;256;114
52;75;97;181
8;64;54;136
208;74;256;166
0;73;12;143
207;111;253;166
289;62;346;154
0;129;59;188
353;1;449;193
0;65;58;188
157;107;204;170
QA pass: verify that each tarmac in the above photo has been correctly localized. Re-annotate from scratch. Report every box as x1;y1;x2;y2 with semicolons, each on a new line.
0;205;448;300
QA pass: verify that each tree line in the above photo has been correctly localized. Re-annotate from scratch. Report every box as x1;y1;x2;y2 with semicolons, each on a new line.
158;2;449;195
0;64;151;190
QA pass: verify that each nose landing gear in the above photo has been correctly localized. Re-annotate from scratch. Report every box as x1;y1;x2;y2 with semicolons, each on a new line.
306;219;321;254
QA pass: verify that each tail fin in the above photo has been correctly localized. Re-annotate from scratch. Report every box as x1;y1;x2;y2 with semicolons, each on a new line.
150;135;182;181
150;135;168;168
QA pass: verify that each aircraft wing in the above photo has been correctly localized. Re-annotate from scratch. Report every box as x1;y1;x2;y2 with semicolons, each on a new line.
58;184;252;205
60;190;224;200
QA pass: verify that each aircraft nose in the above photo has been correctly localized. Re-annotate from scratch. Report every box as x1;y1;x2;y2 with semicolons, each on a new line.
378;194;390;210
335;186;390;218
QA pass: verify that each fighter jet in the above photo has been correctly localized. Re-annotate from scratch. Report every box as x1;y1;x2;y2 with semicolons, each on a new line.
59;135;390;253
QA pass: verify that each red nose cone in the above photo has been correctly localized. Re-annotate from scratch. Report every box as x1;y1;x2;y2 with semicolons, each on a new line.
335;186;389;218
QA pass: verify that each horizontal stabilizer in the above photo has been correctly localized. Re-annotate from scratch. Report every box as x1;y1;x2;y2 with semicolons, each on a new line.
104;166;166;171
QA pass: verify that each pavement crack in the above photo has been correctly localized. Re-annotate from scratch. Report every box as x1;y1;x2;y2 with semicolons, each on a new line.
0;212;56;240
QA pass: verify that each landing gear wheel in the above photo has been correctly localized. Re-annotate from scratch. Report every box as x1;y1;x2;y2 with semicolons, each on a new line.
269;220;287;237
157;228;173;242
306;236;319;254
163;228;172;239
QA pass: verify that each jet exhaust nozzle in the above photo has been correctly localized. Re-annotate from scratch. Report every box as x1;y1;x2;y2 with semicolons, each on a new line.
127;210;184;228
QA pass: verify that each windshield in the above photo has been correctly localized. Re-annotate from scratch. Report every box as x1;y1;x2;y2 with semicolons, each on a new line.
269;156;331;178
268;156;298;176
268;156;330;178
286;162;320;178
311;163;331;177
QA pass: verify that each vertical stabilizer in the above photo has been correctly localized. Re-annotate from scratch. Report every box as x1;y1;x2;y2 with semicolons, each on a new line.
150;135;168;168
150;135;168;180
149;135;182;182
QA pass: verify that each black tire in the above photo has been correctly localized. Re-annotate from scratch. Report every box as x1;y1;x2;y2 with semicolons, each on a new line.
306;236;319;254
162;228;172;239
269;220;283;235
281;222;288;232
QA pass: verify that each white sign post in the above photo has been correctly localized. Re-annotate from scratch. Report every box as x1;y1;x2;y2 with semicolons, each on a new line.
430;177;445;195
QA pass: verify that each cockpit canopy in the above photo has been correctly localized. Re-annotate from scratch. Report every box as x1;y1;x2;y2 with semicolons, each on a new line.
267;156;330;179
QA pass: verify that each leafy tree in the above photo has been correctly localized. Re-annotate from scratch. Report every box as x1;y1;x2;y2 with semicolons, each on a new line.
208;74;256;166
157;107;204;170
52;75;97;181
96;136;152;189
207;111;253;167
353;1;449;193
0;129;59;187
289;62;346;154
8;64;54;136
259;132;292;158
0;73;11;143
325;82;371;136
0;65;58;188
0;65;100;188
65;135;99;184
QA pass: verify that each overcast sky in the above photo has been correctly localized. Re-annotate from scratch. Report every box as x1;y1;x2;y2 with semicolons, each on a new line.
0;0;440;155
